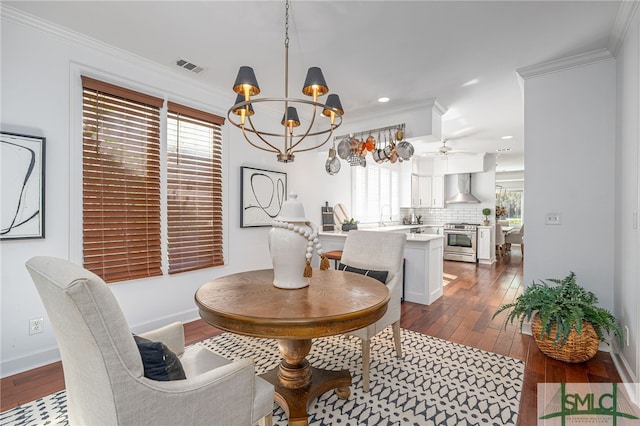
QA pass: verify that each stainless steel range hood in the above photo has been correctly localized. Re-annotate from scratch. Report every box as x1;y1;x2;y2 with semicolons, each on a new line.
446;173;481;204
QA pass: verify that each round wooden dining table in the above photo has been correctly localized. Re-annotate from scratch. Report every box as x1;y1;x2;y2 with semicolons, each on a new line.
195;268;390;426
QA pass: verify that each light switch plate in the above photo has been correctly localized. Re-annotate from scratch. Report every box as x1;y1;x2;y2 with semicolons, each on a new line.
545;212;561;225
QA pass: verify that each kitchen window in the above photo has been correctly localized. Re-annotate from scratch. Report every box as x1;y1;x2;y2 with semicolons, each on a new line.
81;76;224;283
351;164;400;224
496;187;524;225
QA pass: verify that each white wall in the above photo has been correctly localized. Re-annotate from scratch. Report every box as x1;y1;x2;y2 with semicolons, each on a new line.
496;171;525;190
613;4;640;392
0;10;363;376
521;59;616;313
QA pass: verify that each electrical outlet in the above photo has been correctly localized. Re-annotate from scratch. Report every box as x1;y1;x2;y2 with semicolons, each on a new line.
29;317;44;335
545;212;561;225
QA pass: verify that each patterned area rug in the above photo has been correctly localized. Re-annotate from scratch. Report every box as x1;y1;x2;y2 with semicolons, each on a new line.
1;328;524;426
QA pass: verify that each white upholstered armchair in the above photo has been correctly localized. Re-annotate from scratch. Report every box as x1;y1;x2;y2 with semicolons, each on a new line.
26;256;274;426
339;230;406;392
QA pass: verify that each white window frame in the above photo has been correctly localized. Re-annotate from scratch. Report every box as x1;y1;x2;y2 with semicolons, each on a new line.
351;163;401;226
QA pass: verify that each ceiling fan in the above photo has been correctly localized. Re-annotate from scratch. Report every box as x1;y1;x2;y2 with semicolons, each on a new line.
425;139;474;157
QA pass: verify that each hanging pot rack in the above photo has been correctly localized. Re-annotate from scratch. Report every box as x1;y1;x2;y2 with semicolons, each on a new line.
333;123;406;144
326;123;413;172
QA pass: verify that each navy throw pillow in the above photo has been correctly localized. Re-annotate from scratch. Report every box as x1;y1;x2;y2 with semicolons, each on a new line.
337;263;389;284
133;335;186;381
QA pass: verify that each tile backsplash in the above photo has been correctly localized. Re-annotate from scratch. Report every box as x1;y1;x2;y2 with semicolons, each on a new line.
400;206;486;225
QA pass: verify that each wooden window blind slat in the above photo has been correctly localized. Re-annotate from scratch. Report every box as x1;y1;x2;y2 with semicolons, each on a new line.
166;105;224;274
82;77;162;283
82;76;164;108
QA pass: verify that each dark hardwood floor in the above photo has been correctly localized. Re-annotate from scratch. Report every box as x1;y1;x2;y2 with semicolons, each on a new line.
1;250;621;425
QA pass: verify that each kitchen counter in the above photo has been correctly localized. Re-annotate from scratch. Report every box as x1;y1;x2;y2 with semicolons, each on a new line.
320;223;443;234
319;230;441;242
318;229;444;305
361;224;442;232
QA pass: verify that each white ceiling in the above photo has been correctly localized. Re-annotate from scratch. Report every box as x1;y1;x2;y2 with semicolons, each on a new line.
5;1;623;172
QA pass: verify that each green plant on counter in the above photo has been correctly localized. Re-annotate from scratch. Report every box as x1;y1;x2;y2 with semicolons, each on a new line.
341;218;359;231
492;272;622;346
482;208;491;221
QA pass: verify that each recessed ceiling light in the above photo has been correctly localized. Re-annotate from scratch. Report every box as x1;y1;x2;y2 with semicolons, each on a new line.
378;97;390;103
501;135;513;140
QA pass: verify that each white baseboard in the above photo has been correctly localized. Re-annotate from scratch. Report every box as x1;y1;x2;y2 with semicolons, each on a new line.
1;346;61;379
1;308;201;378
611;351;639;405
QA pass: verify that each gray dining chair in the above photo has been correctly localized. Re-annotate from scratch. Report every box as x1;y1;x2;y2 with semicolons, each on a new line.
505;224;525;256
338;230;406;392
495;223;506;256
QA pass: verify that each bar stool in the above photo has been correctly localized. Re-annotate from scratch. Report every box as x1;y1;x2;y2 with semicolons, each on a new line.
323;250;343;269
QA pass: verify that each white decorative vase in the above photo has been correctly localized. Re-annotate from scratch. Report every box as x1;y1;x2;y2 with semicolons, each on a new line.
268;193;313;289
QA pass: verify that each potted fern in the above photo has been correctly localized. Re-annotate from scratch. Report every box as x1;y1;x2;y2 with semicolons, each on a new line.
493;272;622;363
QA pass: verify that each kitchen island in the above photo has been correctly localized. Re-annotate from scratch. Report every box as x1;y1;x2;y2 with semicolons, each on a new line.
318;229;444;305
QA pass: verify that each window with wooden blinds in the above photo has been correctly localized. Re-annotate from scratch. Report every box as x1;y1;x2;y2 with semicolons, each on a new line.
82;76;163;283
167;102;224;274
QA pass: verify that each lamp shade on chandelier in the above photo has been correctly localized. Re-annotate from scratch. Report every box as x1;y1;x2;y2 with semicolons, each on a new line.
227;0;344;163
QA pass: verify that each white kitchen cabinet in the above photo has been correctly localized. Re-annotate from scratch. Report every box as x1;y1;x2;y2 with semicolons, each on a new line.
432;175;444;208
404;238;444;305
477;226;495;264
411;174;444;208
445;154;485;174
411;175;431;208
433;157;448;175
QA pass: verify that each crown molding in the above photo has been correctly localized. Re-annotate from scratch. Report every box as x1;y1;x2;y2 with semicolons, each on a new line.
608;1;640;57
516;48;614;80
1;5;229;101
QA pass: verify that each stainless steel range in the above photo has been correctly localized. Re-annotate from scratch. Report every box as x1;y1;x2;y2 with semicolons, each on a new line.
443;223;479;263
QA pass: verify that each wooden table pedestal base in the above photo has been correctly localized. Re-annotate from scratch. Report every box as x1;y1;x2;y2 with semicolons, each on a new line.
261;365;351;426
260;338;352;426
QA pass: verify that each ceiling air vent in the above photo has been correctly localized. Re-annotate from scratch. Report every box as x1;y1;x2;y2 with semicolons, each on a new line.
176;59;204;74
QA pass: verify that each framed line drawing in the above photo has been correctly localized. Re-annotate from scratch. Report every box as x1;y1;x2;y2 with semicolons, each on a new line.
1;131;46;240
241;166;287;227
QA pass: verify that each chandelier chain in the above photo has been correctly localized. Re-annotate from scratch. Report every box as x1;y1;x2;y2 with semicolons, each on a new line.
228;0;344;163
285;0;290;48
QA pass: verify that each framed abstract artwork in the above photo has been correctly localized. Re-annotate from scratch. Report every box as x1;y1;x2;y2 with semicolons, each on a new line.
240;166;287;227
1;131;46;240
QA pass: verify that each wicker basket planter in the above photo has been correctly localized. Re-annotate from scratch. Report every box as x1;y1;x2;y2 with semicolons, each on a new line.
531;314;599;363
493;272;622;364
